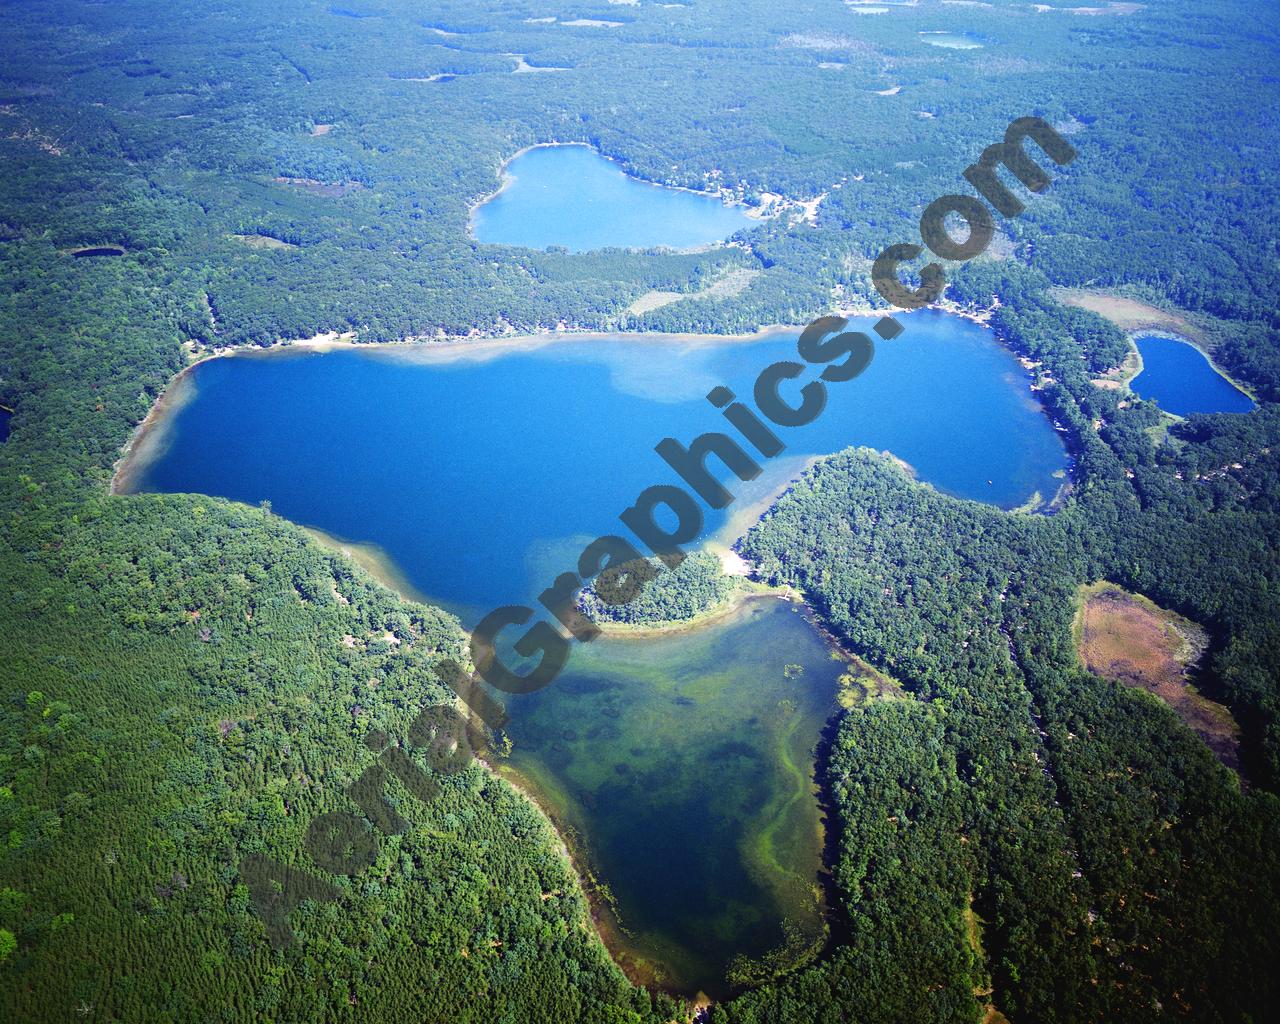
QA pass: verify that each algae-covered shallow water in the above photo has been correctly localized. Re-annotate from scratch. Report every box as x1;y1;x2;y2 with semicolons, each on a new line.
503;596;846;996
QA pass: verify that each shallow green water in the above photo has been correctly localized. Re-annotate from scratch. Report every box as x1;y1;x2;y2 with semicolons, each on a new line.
505;597;845;996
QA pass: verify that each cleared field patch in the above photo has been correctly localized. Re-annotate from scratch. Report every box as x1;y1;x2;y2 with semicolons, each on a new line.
231;233;298;250
1075;582;1243;776
627;267;760;315
1053;288;1203;341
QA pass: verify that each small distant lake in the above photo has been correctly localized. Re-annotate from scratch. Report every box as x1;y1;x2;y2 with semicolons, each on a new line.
471;144;757;252
1131;334;1254;416
121;310;1067;994
0;409;10;442
919;31;984;49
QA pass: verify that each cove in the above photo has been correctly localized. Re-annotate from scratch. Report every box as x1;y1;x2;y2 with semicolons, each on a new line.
119;310;1068;994
1130;333;1254;416
471;144;757;252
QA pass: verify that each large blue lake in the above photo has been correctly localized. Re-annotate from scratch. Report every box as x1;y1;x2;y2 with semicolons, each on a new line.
121;310;1067;994
1131;333;1254;417
124;312;1067;621
471;144;756;252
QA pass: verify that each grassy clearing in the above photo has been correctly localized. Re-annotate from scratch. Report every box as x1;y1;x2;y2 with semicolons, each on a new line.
1053;288;1203;341
627;267;761;315
1054;289;1259;401
231;232;299;250
1074;581;1244;777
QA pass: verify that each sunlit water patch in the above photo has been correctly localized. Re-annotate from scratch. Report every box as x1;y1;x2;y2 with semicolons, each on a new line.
919;30;984;48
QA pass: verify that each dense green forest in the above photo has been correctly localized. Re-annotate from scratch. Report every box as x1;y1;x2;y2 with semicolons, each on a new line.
735;447;1280;1023
578;551;738;627
3;0;1279;1021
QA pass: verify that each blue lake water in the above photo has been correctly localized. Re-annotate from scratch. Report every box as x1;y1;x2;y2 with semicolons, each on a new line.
125;311;1067;621
122;311;1067;993
471;144;757;252
0;409;9;442
1131;333;1254;416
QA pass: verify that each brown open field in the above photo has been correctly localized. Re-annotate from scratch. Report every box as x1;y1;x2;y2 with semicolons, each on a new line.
1075;583;1243;777
1053;288;1202;339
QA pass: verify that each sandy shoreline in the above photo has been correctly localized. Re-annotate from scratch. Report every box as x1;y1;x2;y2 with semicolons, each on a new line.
478;754;688;997
590;586;796;640
105;323;793;493
299;525;437;605
109;370;199;495
108;297;1025;516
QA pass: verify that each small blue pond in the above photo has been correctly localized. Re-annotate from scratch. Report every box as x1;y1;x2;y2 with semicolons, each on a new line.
1131;334;1254;416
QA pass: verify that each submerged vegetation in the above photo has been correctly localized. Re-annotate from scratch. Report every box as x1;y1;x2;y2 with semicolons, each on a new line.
733;445;1280;1022
504;598;843;998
